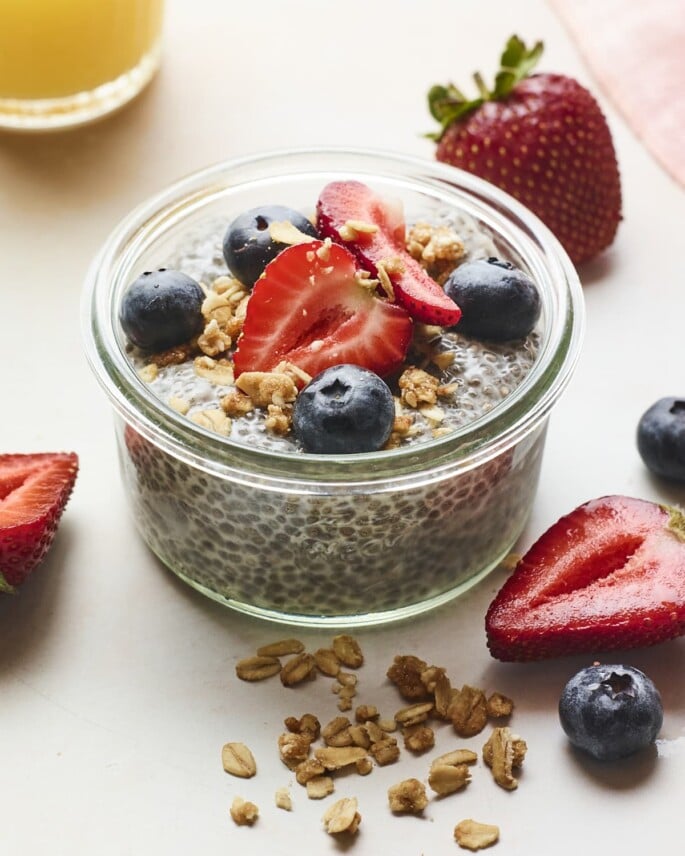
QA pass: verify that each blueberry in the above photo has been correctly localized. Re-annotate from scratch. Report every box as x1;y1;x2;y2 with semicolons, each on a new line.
444;257;541;341
637;397;685;481
558;664;663;761
293;364;395;454
223;205;319;287
120;268;204;352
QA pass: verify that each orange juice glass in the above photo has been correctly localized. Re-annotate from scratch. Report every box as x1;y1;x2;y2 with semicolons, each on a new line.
0;0;164;130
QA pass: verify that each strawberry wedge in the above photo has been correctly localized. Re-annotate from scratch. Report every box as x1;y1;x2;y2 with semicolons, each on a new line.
233;240;413;380
486;496;685;661
0;452;79;591
317;181;462;327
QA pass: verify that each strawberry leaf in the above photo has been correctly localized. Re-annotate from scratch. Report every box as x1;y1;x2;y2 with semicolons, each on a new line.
493;36;544;99
427;35;544;137
0;573;16;594
426;84;483;141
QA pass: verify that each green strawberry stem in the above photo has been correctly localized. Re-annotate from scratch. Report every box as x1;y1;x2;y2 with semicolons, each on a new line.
0;572;16;594
664;504;685;542
427;35;544;141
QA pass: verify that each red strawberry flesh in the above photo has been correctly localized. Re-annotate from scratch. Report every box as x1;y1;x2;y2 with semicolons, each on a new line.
316;181;462;327
233;240;413;380
0;452;79;590
485;495;685;661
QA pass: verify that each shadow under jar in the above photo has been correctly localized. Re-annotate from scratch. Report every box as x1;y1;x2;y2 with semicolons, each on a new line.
83;148;584;627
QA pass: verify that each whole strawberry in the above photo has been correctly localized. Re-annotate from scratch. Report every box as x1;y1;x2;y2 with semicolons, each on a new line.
428;36;621;266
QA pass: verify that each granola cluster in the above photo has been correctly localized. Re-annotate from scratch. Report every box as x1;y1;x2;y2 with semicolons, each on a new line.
406;221;466;285
225;637;526;848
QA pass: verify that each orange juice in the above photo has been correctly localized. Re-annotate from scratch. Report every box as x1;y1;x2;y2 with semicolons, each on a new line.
0;0;164;128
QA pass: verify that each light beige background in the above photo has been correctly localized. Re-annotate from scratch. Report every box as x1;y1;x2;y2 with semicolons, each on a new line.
1;2;684;854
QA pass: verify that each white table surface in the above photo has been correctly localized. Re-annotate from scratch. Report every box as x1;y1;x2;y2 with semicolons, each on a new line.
2;2;684;854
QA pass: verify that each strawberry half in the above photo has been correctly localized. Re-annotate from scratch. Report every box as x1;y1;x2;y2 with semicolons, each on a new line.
233;240;413;380
0;453;79;592
316;181;462;327
486;496;685;661
428;36;622;266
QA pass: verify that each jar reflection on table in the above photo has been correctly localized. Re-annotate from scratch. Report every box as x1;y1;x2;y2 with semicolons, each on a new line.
0;0;164;130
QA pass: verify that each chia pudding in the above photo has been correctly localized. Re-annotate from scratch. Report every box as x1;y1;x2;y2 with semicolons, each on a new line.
84;150;583;625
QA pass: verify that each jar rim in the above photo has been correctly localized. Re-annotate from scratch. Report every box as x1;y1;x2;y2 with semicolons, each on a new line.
82;146;584;485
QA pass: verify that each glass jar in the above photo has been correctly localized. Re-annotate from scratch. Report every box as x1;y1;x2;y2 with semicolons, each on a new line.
83;149;584;627
0;0;164;131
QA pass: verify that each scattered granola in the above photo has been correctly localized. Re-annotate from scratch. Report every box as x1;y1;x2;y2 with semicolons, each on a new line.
431;749;478;768
338;219;379;241
306;775;335;800
198;318;231;357
168;396;190;415
448;685;488;737
355;756;373;776
269;220;319;246
364;720;386;744
386;655;430;700
348;724;371;749
384;409;415;450
387;778;428;814
221;742;257;778
295;758;326;785
406;221;465;285
433;671;454;720
369;737;400;766
229;640;524;843
193;355;235;386
482;727;527;790
337;671;358;688
375;260;396;300
278;732;311;768
332;634;364;668
314;746;368;771
230;797;259;827
235;655;281;682
322;797;361;836
395;701;434;727
454;819;500;851
256;639;305;658
235;371;298;409
486;692;514;719
220;388;254;417
189;408;231;436
313;648;341;677
274;787;292;811
138;363;158;383
280;652;316;687
399;366;440;409
149;340;198;368
284;713;321;741
428;762;471;796
355;704;379;723
403;723;435;753
201;276;249;339
264;403;293;435
322;716;353;747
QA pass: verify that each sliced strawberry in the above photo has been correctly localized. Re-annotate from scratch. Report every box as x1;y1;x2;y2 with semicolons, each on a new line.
0;452;79;591
485;496;685;661
233;240;413;380
316;181;462;327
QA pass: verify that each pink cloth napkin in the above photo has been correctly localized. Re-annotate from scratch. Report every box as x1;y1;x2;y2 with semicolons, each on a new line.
549;0;685;188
